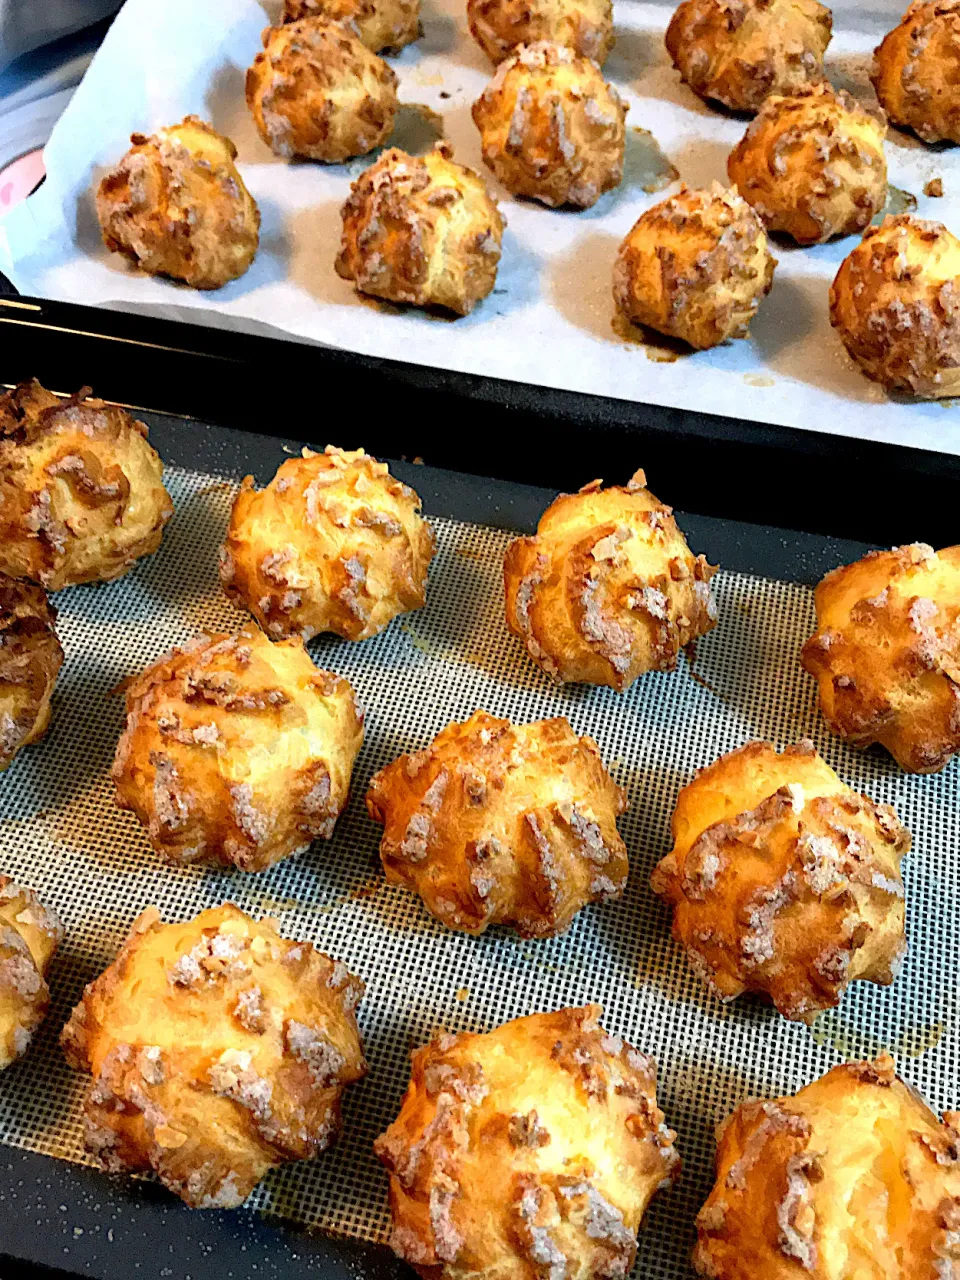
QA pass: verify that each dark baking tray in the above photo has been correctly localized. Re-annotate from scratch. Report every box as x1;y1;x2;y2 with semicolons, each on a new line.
0;294;945;1280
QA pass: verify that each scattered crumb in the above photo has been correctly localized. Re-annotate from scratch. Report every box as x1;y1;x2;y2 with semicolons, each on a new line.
628;126;679;194
198;480;235;498
646;346;680;363
455;987;469;1002
456;546;484;560
412;456;424;465
350;876;383;901
439;91;451;99
743;373;775;387
924;177;944;198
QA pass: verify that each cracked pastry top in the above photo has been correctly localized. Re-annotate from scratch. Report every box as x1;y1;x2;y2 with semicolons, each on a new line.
60;905;366;1209
872;0;960;145
112;626;363;872
694;1054;960;1279
0;380;173;590
0;574;63;772
614;184;776;349
801;542;960;773
0;877;64;1071
666;0;832;114
468;0;614;65
829;214;960;399
651;740;911;1023
471;41;626;209
336;144;504;316
282;0;420;52
375;1005;680;1280
221;445;435;642
727;84;887;246
504;468;717;691
246;18;398;162
366;710;628;937
96;115;260;290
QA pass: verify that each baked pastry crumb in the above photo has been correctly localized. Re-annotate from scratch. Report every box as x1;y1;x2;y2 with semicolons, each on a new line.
652;739;911;1022
0;574;63;771
472;41;626;209
376;1005;679;1279
504;468;718;690
113;626;364;871
830;214;960;398
694;1054;960;1279
61;905;366;1208
802;542;960;772
0;877;64;1071
367;710;628;936
221;445;435;641
96;116;259;290
247;18;398;161
468;0;613;65
336;144;504;315
0;380;173;589
666;0;832;114
925;176;945;197
873;1;960;145
728;84;887;245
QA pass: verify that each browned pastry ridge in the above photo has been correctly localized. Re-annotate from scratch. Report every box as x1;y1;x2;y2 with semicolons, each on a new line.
694;1054;960;1279
96;116;260;290
336;144;504;316
112;626;363;871
472;41;626;209
872;0;960;144
468;0;614;65
665;0;832;114
246;18;398;162
727;84;888;246
504;468;718;690
375;1006;680;1280
61;905;366;1209
614;184;776;349
0;380;173;590
829;214;960;399
283;0;421;53
651;740;911;1023
366;710;628;936
0;574;63;771
0;877;64;1071
801;542;960;773
221;445;435;642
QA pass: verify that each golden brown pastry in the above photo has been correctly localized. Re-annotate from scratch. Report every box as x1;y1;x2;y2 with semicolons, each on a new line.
0;574;63;771
801;542;960;774
96;116;259;290
375;1006;680;1280
614;184;776;349
61;905;366;1209
246;19;397;162
283;0;420;52
0;380;173;590
504;469;717;690
666;0;832;114
651;740;911;1023
829;214;960;398
0;877;64;1071
873;1;960;145
694;1054;960;1279
336;144;504;316
472;41;626;209
367;710;628;937
221;446;435;642
112;626;363;871
727;85;887;245
468;0;614;65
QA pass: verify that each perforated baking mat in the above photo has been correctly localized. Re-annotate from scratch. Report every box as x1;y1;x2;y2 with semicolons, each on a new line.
0;461;957;1278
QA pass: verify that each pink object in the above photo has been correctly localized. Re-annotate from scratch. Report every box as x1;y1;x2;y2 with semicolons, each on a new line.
0;150;46;213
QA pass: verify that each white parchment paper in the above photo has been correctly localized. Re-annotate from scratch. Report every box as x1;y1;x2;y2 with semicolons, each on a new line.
2;0;959;454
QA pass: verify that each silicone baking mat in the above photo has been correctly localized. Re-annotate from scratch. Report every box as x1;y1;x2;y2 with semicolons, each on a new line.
0;464;956;1276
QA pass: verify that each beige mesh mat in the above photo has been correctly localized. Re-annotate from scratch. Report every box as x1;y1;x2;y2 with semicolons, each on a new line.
0;464;956;1275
